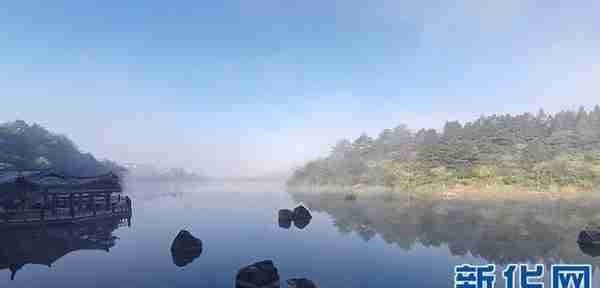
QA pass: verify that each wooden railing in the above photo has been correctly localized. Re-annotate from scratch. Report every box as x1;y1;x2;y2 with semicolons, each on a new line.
0;199;132;227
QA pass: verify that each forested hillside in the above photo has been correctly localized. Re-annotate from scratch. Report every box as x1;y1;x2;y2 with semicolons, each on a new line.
288;106;600;191
0;120;120;176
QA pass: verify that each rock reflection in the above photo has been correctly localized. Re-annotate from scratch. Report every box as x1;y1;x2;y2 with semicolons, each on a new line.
170;230;203;267
286;278;318;288
0;216;130;280
289;190;600;267
578;242;600;257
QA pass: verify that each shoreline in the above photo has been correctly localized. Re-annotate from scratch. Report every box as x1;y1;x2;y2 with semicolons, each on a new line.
286;183;600;201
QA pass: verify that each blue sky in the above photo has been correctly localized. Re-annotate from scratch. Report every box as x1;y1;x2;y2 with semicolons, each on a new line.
1;1;599;177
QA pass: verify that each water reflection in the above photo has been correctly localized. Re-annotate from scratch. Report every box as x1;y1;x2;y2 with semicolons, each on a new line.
286;278;318;288
0;216;130;280
579;243;600;257
124;181;187;203
289;190;600;267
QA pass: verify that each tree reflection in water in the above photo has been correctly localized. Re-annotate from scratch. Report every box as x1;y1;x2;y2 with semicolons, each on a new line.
0;217;131;280
289;190;600;268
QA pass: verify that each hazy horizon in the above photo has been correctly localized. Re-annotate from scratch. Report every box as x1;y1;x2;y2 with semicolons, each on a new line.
1;1;599;178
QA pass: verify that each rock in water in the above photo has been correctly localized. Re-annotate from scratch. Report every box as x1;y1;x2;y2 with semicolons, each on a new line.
578;242;600;257
279;209;294;221
170;230;203;267
287;278;318;288
578;230;600;245
236;260;280;288
170;230;203;253
171;249;202;267
293;205;312;221
278;209;293;229
292;205;312;229
293;216;311;229
279;217;292;229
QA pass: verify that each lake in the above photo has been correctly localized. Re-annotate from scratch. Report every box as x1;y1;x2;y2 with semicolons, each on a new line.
2;181;600;287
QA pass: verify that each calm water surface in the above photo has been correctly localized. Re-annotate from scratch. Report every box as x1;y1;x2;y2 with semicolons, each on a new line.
2;181;600;287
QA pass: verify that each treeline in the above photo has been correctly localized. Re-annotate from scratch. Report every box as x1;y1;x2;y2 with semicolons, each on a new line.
0;120;123;176
288;106;600;191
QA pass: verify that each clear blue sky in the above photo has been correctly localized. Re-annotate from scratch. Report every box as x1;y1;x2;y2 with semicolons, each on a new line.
1;1;599;177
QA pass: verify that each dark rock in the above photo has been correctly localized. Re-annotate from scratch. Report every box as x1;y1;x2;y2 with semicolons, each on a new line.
278;215;292;229
170;230;203;253
286;278;318;288
578;230;600;245
578;242;600;257
292;205;312;229
279;209;294;228
170;230;202;267
279;209;294;221
293;216;311;229
279;218;292;229
344;193;357;201
171;249;202;267
293;205;312;221
236;260;280;288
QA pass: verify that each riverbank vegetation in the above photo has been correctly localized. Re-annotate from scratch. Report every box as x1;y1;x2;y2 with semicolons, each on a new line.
287;107;600;195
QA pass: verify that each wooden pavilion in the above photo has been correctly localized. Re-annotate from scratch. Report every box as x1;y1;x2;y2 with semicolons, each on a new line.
0;169;131;228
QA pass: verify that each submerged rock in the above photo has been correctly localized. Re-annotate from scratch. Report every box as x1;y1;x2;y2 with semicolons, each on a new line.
286;278;318;288
578;230;600;245
236;260;280;288
170;230;203;267
278;209;293;229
